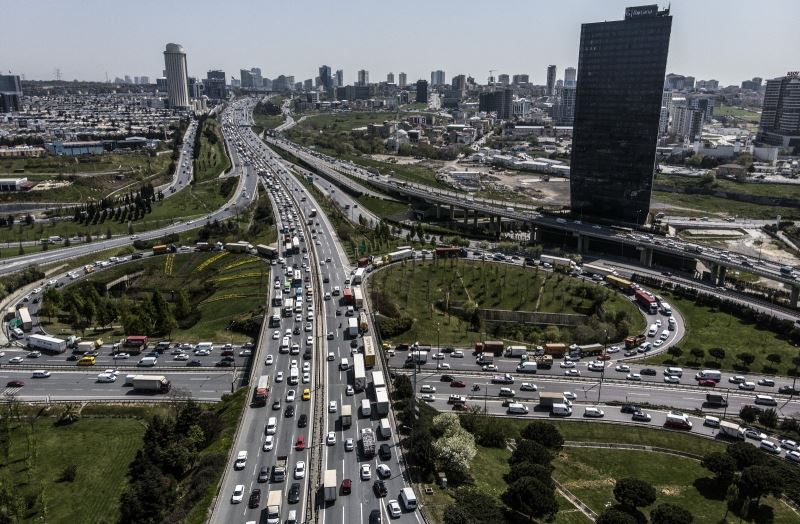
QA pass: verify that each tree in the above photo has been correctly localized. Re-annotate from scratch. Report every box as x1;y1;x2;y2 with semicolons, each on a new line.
726;441;764;470
613;477;656;510
689;347;705;361
504;462;554;486
596;508;637;524
738;465;783;505
392;375;413;400
667;346;683;358
701;452;736;486
502;476;559;522
520;421;564;450
444;487;505;524
650;503;693;524
737;352;755;367
766;353;782;364
432;430;476;478
708;347;726;361
757;408;778;428
739;405;759;424
510;439;553;467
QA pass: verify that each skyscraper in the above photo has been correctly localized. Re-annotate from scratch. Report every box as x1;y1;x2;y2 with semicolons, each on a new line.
205;70;227;100
319;65;332;92
416;80;428;103
452;74;466;93
0;74;22;113
570;5;672;225
757;73;800;147
163;43;190;108
512;74;529;85
431;70;446;86
498;74;510;86
546;65;557;96
387;72;395;84
357;70;369;86
564;67;577;87
398;72;407;88
335;70;344;88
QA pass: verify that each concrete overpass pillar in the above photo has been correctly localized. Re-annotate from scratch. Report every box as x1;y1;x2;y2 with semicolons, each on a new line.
449;204;454;220
463;208;468;226
436;204;441;220
473;211;478;228
791;286;799;309
639;247;653;267
717;265;727;286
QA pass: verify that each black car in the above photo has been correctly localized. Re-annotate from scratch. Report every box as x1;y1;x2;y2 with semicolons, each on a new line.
620;404;637;414
640;368;657;376
373;479;387;497
216;360;233;367
303;349;312;361
248;488;261;508
379;444;391;460
369;509;382;524
323;277;330;283
288;482;301;503
298;414;308;428
258;466;269;483
441;347;453;353
285;405;295;417
293;327;301;335
440;375;454;382
187;359;202;367
336;309;342;316
779;386;799;395
273;400;281;410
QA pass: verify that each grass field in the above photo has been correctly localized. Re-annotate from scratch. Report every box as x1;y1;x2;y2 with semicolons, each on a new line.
651;191;800;219
714;105;762;123
656;174;800;201
641;292;800;375
0;415;145;523
194;118;231;182
371;259;645;346
355;195;410;219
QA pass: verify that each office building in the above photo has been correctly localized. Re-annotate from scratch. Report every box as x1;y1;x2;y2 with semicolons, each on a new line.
357;70;369;86
204;70;227;100
479;89;513;119
696;79;719;90
431;70;446;86
554;85;576;124
416;80;428;103
741;77;763;92
570;5;672;225
398;72;407;88
163;43;190;108
0;74;22;113
684;76;695;90
546;65;557;96
665;73;686;90
564;67;577;87
304;79;313;91
140;76;150;85
452;74;466;93
512;74;529;85
319;65;332;92
187;77;201;99
335;69;344;88
757;73;800;147
240;69;254;88
387;72;395;84
498;74;510;86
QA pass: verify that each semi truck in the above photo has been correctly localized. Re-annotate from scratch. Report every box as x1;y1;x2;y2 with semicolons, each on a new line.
266;490;282;524
347;317;359;338
635;289;658;314
272;456;288;482
17;307;32;332
132;375;171;393
375;388;390;416
719;421;745;440
505;345;527;358
363;336;376;367
361;428;376;458
384;249;414;263
540;254;575;270
27;334;67;353
353;354;366;392
324;470;337;503
474;340;504;356
256;244;278;259
705;393;728;407
606;275;634;293
543;343;566;358
341;404;352;429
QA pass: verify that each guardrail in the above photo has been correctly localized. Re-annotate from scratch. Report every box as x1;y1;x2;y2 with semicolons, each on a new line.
2;396;217;405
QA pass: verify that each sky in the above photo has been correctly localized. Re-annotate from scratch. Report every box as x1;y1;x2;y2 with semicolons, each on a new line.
2;0;798;86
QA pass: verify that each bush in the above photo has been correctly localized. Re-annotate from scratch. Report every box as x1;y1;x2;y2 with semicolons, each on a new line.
60;464;77;482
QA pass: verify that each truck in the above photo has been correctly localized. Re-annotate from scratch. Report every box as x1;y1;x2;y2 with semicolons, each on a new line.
384;249;414;263
405;350;428;365
132;375;171;393
342;287;354;305
353;267;366;285
283;298;294;317
516;361;538;373
719;421;745;440
291;236;300;254
543;343;566;358
341;404;352;428
379;418;391;438
372;370;386;391
476;353;494;365
225;242;250;253
491;374;514;384
266;490;282;524
625;334;647;349
347;317;359;338
539;392;567;409
353;287;364;309
705;393;728;407
540;254;575;270
528;354;553;369
582;263;617;277
28;334;67;353
606;275;633;293
76;341;96;354
375;388;390;416
270;308;281;327
353;353;366;392
253;375;271;407
256;244;278;259
505;345;527;358
17;307;32;332
324;470;337;503
123;335;149;353
272;455;288;482
361;428;376;458
475;340;504;356
358;311;368;332
152;244;168;255
363;335;376;367
578;344;604;358
434;246;461;258
635;289;658;314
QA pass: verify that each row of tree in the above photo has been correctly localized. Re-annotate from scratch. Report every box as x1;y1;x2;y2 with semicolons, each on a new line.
71;183;162;226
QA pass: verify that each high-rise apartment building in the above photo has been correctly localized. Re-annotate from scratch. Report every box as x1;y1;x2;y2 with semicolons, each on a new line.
0;74;22;113
398;72;407;88
387;72;395;84
319;65;332;92
757;73;800;147
478;89;513;119
669;101;704;142
570;5;672;225
512;74;529;85
546;65;557;96
335;70;344;88
452;74;466;93
163;43;190;108
741;77;763;92
498;74;510;86
658;89;673;135
554;85;576;124
140;76;150;85
416;80;428;103
357;70;369;86
304;79;314;91
205;70;227;100
239;68;262;89
564;67;577;87
431;70;446;86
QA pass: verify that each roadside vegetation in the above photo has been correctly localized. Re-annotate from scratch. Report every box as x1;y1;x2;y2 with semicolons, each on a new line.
251;96;286;133
370;259;645;347
651;190;800;219
192;116;231;183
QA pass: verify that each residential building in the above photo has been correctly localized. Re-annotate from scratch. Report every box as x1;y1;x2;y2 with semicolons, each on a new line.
512;74;529;85
684;76;695;90
387;72;395;84
163;43;190;108
546;65;556;96
664;73;686;91
570;5;673;225
452;74;466;93
554;85;576;124
398;72;407;88
0;74;22;113
564;67;577;87
335;69;344;88
304;79;313;91
757;73;800;147
357;70;369;86
669;103;704;142
416;80;428;103
658;89;673;135
498;74;510;86
431;70;446;86
696;79;719;90
319;65;332;92
741;77;763;92
140;76;150;85
205;70;227;100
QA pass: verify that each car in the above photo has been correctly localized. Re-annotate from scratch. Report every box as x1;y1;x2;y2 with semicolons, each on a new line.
6;380;24;388
779;385;799;395
745;428;768;441
294;461;306;479
698;379;716;387
520;383;538;391
96;373;116;383
420;384;437;393
258;466;270;483
632;410;652;422
437;362;451;370
326;431;337;446
27;351;41;358
231;484;245;504
298;414;308;428
285;405;295;417
32;370;51;378
758;378;776;387
265;354;274;365
640;368;657;376
482;364;498;372
565;369;581;377
450;380;466;388
273;330;280;340
780;439;798;451
615;364;630;372
272;399;281;410
620;404;638;414
8;357;24;364
583;407;605;418
187;359;202;367
379;443;392;460
729;375;746;384
663;375;680;384
295;436;306;450
263;435;274;451
113;352;130;360
787;450;800;464
360;464;371;480
329;400;337;413
341;478;352;495
387;500;401;518
452;350;464;358
286;389;296;402
739;381;756;391
173;353;189;361
303;388;311;401
760;440;781;454
194;349;210;356
563;391;577;400
345;438;355;451
248;488;261;508
239;349;252;357
377;463;391;478
560;361;576;369
288;482;301;504
420;393;435;402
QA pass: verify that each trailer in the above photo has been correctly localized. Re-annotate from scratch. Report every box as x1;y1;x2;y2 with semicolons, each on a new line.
578;344;604;358
253;375;271;407
256;244;278;259
361;428;376;458
543;343;566;358
353;287;364;309
363;335;376;367
347;317;359;338
371;370;386;391
132;375;171;393
16;307;32;332
719;421;745;440
582;263;617;277
324;470;337;503
341;405;352;429
635;289;658;314
434;246;461;258
505;345;527;358
384;249;414;263
353;354;366;392
607;275;634;293
475;340;504;356
27;334;67;353
375;388;390;416
225;242;250;253
540;254;575;269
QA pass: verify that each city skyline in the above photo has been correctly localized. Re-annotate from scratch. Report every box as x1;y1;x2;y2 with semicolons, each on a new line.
2;0;797;86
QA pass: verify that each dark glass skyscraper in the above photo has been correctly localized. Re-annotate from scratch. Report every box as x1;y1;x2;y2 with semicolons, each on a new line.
570;5;672;225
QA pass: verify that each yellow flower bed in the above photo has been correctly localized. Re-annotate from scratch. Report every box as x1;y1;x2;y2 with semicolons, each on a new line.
194;251;228;272
200;293;260;305
221;258;259;272
210;271;263;283
164;254;175;276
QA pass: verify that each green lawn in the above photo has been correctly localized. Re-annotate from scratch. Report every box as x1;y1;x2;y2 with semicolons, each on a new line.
656;174;800;201
652;191;800;219
194;118;231;182
0;416;145;523
641;292;799;375
371;259;645;347
714;105;762;123
356;195;410;219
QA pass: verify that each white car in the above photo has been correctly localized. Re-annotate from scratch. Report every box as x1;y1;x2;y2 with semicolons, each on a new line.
96;373;116;383
520;383;538;391
302;362;310;372
326;432;336;445
627;373;642;381
563;391;577;400
760;440;781;454
432;353;445;360
286;390;296;402
9;356;24;364
263;435;274;451
564;369;581;377
272;330;280;340
739;381;756;391
482;364;498;372
780;439;798;451
306;336;313;346
451;350;464;358
113;352;130;359
302;372;310;383
387;500;401;518
663;375;680;384
194;349;210;356
276;371;284;382
231;484;245;504
346;385;354;396
265;355;274;365
606;346;620;353
173;353;189;361
560;361;576;369
328;352;335;361
345;438;355;451
329;400;337;413
728;375;746;384
420;385;436;393
420;393;436;402
294;461;306;479
615;364;630;372
437;362;451;370
583;407;605;418
377;463;391;478
360;464;371;480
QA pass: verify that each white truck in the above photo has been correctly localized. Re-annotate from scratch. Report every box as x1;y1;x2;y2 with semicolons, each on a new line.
347;317;359;338
540;254;575;270
375;388;390;416
505;345;527;357
266;490;282;524
581;263;617;277
719;421;745;440
27;334;67;353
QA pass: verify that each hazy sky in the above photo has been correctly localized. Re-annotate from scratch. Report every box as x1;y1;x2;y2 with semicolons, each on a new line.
2;0;798;86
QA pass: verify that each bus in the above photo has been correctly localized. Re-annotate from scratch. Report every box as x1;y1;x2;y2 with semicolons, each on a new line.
253;375;271;406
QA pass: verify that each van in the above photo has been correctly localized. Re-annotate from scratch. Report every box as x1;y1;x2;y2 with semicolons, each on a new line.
340;358;349;371
138;356;157;367
77;355;96;366
289;368;299;385
755;394;777;406
285;510;297;524
361;399;371;417
668;317;676;330
647;324;658;337
665;411;693;430
399;487;418;510
499;387;516;397
10;327;24;339
380;418;391;438
704;415;720;427
552;403;572;416
661;302;672;315
659;329;669;341
196;342;213;352
516;362;537;373
266;417;277;435
637;342;652;353
664;367;683;377
695;369;722;382
32;370;50;378
281;337;290;353
507;403;529;415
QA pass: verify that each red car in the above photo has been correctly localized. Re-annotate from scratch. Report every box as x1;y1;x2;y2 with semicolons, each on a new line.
450;380;466;388
341;478;351;495
6;380;24;388
596;355;611;361
221;349;235;356
295;436;305;450
698;379;716;387
452;404;468;411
